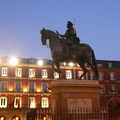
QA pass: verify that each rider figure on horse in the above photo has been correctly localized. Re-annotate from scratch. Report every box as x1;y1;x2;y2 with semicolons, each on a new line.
56;21;80;56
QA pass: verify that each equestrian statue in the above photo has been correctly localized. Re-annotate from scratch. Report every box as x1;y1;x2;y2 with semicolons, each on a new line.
40;21;99;80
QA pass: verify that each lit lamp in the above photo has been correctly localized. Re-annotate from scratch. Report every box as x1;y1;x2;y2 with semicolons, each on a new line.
9;58;18;65
1;117;4;120
16;117;19;120
69;62;74;66
9;88;13;91
23;88;27;92
38;60;43;65
37;89;40;92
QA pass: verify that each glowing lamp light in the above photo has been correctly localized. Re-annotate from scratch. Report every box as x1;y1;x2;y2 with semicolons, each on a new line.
43;117;46;120
63;62;66;66
38;60;43;65
9;58;18;65
37;89;40;92
23;88;27;92
9;88;13;91
16;117;19;120
1;117;4;120
69;62;74;66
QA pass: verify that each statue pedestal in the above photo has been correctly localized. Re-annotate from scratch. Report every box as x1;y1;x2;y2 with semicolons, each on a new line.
48;80;102;110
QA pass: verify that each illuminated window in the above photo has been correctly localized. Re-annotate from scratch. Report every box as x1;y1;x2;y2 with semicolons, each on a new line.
29;69;35;78
15;82;22;92
110;72;116;81
99;72;104;80
90;71;94;80
15;68;22;77
78;71;84;79
42;97;49;108
54;72;59;79
42;69;48;78
29;97;35;108
42;83;48;92
0;97;7;108
0;81;7;91
14;97;21;108
111;85;117;93
29;82;35;92
66;70;72;79
1;68;8;77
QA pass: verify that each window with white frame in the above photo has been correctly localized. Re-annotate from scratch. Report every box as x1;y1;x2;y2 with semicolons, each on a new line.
42;82;48;92
14;97;21;108
78;71;84;79
54;72;59;79
0;81;7;91
66;70;72;79
0;97;7;108
108;62;112;68
41;97;49;108
15;68;22;77
1;68;8;77
29;69;35;78
15;82;22;92
29;58;35;64
99;72;104;80
111;85;117;93
42;69;48;78
110;72;116;81
29;82;35;92
29;97;35;108
90;71;94;80
100;84;105;94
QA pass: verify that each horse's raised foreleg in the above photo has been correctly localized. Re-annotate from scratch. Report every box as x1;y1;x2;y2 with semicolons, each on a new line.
78;63;88;80
51;55;64;73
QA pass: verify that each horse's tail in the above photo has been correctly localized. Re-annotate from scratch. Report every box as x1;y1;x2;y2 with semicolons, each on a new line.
92;49;99;79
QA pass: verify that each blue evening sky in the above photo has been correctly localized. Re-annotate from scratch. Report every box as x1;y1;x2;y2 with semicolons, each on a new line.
0;0;120;61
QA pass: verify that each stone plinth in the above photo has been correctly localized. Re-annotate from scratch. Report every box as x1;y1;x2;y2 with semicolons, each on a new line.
48;80;102;110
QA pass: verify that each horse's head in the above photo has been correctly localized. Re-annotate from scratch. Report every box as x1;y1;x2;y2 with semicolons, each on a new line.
40;28;49;45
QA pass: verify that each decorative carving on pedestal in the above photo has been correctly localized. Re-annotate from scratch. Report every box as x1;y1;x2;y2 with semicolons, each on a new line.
68;98;92;109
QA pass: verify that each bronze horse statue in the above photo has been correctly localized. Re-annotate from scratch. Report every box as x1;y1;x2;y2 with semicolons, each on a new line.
40;28;99;80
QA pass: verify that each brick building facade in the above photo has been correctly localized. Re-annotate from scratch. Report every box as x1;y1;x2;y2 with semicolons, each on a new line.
0;56;120;120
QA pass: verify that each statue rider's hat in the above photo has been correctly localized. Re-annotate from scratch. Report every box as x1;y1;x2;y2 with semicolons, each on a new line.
67;21;73;26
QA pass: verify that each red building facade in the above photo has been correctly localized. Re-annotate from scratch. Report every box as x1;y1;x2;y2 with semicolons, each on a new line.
0;56;120;120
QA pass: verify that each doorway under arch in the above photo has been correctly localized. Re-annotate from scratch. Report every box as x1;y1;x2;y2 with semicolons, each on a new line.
0;115;6;120
12;115;21;120
107;98;120;120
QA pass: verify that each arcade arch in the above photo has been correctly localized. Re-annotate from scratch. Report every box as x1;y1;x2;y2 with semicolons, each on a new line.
12;115;21;120
0;115;6;120
107;98;120;120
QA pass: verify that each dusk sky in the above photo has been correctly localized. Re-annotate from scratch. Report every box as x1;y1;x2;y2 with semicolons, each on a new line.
0;0;120;61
